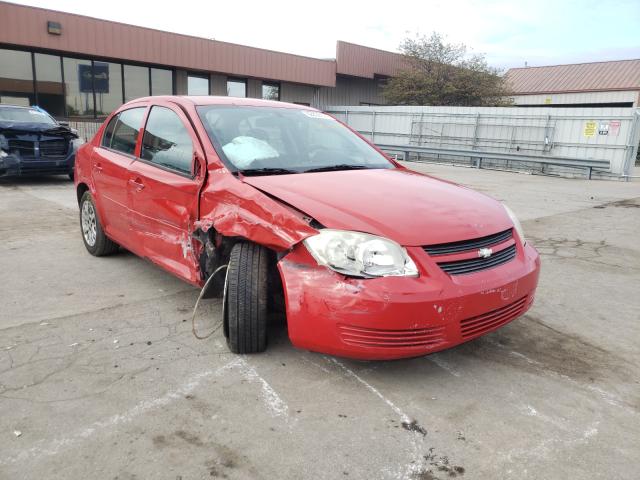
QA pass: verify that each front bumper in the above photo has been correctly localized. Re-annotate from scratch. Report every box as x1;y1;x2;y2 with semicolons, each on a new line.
0;151;75;177
278;241;540;360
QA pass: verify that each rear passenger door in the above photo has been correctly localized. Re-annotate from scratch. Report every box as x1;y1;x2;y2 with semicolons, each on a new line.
92;107;146;244
127;103;206;284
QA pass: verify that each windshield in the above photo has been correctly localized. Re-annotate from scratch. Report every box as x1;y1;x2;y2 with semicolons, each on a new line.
0;106;57;125
197;106;393;174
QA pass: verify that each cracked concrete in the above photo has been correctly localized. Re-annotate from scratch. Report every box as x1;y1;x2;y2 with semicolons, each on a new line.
1;167;639;480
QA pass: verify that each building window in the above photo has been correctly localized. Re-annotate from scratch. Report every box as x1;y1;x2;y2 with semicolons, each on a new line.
0;49;35;107
188;74;209;96
33;53;64;117
63;57;94;118
123;64;150;102
262;82;280;101
151;68;173;96
94;62;123;118
227;78;247;98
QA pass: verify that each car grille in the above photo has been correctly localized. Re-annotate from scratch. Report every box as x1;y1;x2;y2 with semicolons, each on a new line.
436;244;517;275
460;296;528;339
423;229;513;256
8;140;35;157
39;139;69;157
338;324;446;349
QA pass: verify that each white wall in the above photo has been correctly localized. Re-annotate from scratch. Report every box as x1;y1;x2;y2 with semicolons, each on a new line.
511;90;638;107
325;105;640;176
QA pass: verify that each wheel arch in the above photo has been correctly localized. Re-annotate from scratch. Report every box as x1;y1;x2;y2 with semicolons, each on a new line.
76;182;90;206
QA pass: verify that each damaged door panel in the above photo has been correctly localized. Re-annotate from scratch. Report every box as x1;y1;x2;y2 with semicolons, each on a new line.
127;103;206;285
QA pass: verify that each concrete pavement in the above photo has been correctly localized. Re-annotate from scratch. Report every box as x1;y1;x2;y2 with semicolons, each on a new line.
1;165;639;480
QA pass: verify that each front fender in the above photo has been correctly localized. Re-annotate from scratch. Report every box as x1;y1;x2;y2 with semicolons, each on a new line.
196;170;318;251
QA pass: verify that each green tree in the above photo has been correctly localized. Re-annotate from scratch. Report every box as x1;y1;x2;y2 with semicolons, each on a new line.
383;32;512;106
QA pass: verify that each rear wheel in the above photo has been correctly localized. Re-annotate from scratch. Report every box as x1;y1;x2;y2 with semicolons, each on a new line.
79;191;119;256
225;242;268;354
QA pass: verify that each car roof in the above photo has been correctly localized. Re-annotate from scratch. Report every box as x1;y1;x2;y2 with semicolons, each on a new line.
123;95;316;111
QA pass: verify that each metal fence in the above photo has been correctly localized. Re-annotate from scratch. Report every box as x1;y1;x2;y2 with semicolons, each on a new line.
68;120;102;142
325;105;640;179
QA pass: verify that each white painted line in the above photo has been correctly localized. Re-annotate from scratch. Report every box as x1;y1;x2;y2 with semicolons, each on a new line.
328;357;410;423
0;359;239;466
428;355;462;377
232;357;290;421
326;357;430;479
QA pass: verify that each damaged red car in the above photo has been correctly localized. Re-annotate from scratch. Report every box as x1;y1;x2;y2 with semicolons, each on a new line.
75;96;540;360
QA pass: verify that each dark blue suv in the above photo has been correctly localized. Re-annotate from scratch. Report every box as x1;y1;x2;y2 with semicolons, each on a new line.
0;105;82;179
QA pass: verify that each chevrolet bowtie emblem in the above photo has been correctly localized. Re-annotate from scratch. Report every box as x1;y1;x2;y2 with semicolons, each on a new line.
478;247;493;258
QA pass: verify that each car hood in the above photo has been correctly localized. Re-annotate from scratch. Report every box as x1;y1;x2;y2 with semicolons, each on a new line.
243;168;513;246
0;121;77;138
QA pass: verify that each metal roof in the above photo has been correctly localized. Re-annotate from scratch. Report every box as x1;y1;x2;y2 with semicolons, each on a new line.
0;2;411;88
505;59;640;94
336;41;410;78
0;1;337;87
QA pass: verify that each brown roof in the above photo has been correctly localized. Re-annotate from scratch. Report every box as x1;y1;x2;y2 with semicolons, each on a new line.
505;59;640;94
0;1;337;87
336;41;410;78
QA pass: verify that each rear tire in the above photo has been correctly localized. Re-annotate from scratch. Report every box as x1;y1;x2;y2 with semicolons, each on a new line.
225;242;268;354
79;191;119;256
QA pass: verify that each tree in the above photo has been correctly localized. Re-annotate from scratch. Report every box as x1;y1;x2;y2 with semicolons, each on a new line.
383;33;512;106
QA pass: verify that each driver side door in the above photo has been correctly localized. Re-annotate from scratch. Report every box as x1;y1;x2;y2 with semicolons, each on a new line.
127;102;206;285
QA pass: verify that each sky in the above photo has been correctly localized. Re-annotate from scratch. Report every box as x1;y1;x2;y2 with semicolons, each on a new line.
12;0;640;70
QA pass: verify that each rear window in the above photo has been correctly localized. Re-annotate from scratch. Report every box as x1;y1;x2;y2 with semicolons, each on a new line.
102;107;146;156
0;106;56;125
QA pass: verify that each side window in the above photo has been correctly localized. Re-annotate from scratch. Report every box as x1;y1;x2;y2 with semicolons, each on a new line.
102;107;146;155
141;106;193;175
102;115;118;148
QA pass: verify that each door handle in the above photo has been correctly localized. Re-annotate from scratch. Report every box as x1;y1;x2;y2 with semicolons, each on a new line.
94;163;103;172
128;178;145;191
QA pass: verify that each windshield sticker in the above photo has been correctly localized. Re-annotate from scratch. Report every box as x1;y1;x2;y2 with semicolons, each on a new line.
302;111;333;120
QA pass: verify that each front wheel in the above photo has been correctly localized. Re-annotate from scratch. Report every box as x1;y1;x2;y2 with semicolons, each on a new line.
79;191;119;256
225;242;269;354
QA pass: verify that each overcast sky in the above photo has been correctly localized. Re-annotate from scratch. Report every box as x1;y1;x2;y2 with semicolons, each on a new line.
14;0;640;69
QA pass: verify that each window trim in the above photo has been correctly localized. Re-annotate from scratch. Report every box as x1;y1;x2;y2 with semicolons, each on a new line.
261;81;281;101
226;77;247;98
138;105;196;179
187;72;210;96
100;106;147;157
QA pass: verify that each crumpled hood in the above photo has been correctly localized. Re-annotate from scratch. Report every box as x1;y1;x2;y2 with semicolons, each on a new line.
243;168;513;246
0;121;77;138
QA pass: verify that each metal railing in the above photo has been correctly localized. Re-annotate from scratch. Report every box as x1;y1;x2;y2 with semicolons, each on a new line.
326;106;640;179
377;144;611;179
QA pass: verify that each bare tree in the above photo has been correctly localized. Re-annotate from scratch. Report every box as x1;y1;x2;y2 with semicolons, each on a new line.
383;33;512;106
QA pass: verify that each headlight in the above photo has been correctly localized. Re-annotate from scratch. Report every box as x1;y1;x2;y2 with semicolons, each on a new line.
0;134;8;151
503;204;526;245
304;229;419;278
72;137;86;151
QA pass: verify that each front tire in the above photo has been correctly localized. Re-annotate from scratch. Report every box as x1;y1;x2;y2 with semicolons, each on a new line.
79;191;119;256
225;242;268;354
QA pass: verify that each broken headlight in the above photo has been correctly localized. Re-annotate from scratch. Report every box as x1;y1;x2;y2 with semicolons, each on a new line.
304;229;418;278
503;204;526;245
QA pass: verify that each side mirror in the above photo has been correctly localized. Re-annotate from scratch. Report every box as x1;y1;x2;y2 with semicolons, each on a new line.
58;121;70;127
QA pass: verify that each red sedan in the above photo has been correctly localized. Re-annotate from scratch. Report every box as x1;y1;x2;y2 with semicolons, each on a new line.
74;96;540;360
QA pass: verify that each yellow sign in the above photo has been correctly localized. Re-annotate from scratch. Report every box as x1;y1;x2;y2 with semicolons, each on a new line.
584;121;597;138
